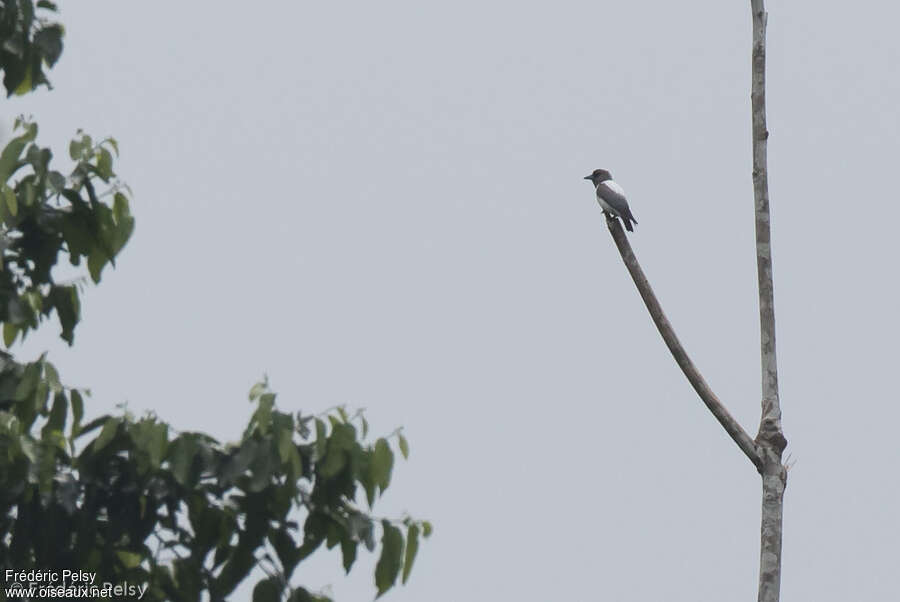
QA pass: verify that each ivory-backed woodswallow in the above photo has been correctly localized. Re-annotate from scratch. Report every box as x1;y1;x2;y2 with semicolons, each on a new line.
584;169;638;232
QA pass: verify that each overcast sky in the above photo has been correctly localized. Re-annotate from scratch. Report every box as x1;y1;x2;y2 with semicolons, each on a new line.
5;1;900;600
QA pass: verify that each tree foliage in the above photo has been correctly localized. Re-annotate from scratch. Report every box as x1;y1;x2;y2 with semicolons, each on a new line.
1;0;64;96
0;4;428;600
0;365;429;601
0;118;132;346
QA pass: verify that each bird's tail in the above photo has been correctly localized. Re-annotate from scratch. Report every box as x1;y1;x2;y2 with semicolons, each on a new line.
623;209;637;232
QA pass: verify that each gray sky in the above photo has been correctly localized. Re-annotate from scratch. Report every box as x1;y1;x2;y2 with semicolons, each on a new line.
6;1;900;600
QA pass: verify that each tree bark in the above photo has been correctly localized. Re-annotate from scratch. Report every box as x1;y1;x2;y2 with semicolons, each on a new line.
749;1;787;601
601;3;788;599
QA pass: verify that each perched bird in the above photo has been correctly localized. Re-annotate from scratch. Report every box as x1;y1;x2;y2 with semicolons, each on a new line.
584;168;638;232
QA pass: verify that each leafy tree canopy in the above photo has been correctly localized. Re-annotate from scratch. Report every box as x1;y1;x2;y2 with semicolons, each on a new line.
1;0;64;97
0;3;428;600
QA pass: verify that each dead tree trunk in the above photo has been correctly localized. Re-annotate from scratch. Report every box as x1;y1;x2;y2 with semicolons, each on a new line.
749;1;787;600
602;1;787;600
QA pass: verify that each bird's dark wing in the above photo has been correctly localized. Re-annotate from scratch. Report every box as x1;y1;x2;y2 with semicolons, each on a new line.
596;181;632;217
596;181;638;231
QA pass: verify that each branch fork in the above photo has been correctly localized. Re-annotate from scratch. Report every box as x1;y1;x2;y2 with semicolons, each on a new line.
602;3;787;592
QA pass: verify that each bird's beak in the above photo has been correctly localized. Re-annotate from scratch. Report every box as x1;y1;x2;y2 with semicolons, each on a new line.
583;175;592;180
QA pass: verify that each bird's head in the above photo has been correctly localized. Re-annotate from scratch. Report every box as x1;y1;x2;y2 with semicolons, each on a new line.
584;168;612;184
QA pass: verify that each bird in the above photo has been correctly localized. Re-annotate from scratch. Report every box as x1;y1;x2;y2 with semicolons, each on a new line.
584;168;638;232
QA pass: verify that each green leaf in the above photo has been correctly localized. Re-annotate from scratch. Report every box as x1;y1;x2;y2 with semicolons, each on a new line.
116;550;142;569
93;417;120;452
220;439;258;485
269;527;301;577
14;362;41;400
113;191;130;222
0;136;30;182
13;66;33;96
213;545;257;597
47;170;65;193
20;2;35;31
34;24;64;67
320;425;351;478
44;360;62;393
398;433;409;459
169;435;199;486
24;290;43;315
4;188;17;216
74;414;110;439
113;214;135;253
68;138;81;160
37;438;57;493
20;438;39;464
402;524;420;584
286;587;323;602
325;519;343;549
296;512;326;563
3;322;18;347
4;35;25;63
340;538;358;574
132;419;168;470
61;209;92;259
256;392;275;431
70;389;84;433
252;577;282;602
1;185;16;218
314;418;327;458
51;285;81;345
276;426;293;463
248;441;275;491
96;147;113;180
31;380;50;417
422;521;433;538
370;438;394;493
277;428;303;479
248;380;266;401
374;521;404;597
42;391;67;437
21;180;34;206
87;248;106;283
363;479;376;509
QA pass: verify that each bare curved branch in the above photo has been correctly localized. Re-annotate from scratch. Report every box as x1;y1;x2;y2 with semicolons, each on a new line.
603;215;763;471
